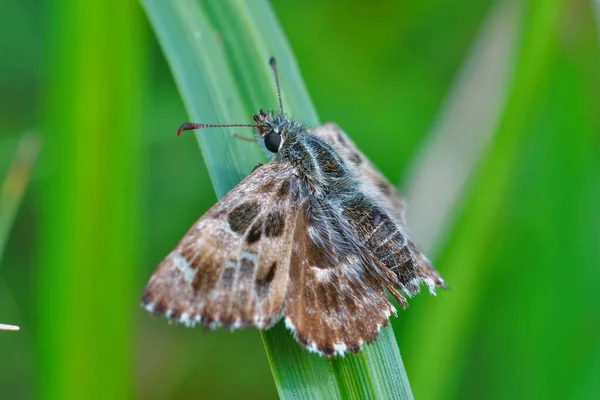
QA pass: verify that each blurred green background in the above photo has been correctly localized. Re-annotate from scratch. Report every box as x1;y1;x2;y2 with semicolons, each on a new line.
1;0;599;399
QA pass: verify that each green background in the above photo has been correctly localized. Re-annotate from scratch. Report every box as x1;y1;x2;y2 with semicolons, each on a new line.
1;0;599;399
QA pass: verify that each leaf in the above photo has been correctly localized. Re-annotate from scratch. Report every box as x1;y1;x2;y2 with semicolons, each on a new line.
402;0;519;254
0;134;39;333
0;135;40;267
402;0;568;398
37;0;146;397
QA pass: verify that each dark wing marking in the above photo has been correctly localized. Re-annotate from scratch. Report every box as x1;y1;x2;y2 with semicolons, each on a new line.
142;161;300;330
310;123;406;222
284;202;397;356
341;193;445;300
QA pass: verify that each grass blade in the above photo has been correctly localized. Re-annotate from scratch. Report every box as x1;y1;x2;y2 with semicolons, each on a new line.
38;0;146;397
142;0;414;397
403;0;519;254
0;323;20;331
403;0;566;398
0;134;39;332
0;135;40;268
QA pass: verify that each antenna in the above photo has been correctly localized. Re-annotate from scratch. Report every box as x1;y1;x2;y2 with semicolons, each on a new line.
269;57;284;114
177;122;256;137
177;57;283;137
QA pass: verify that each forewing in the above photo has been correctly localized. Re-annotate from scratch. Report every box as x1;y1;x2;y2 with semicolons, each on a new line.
142;161;300;330
310;123;406;222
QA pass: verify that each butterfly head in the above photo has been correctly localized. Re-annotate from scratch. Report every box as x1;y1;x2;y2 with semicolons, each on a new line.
252;109;298;153
176;58;301;155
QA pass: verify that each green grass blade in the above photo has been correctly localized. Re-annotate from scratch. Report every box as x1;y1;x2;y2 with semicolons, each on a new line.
201;0;319;125
141;0;262;196
39;0;146;398
0;134;40;332
330;327;414;400
142;0;414;398
403;0;518;254
403;0;566;398
0;135;40;268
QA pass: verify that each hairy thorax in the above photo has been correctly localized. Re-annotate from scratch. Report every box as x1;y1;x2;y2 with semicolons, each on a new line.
282;133;356;199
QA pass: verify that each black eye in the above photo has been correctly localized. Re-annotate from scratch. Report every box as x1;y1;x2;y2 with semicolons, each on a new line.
264;131;281;153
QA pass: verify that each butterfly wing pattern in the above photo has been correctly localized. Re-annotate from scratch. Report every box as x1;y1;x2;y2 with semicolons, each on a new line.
142;116;446;357
143;161;301;331
285;199;399;355
310;123;407;222
311;123;444;296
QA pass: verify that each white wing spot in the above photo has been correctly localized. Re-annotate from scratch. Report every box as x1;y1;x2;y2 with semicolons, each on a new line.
231;319;242;331
307;341;323;356
383;307;394;319
333;343;348;357
209;318;220;330
240;250;257;261
173;253;197;283
284;317;296;334
180;312;191;327
312;266;335;282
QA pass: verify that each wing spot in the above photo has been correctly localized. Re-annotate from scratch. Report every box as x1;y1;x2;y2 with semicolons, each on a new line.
221;267;237;288
241;251;257;261
336;132;348;146
322;343;335;356
256;261;277;295
227;202;260;234
348;152;362;165
169;309;182;321
277;179;291;198
259;180;276;193
376;179;393;196
153;302;166;316
192;259;220;294
333;343;348;356
240;257;255;280
246;220;263;244
264;211;285;237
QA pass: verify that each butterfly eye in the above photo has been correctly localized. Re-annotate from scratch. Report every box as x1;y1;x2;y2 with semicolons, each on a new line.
264;131;281;153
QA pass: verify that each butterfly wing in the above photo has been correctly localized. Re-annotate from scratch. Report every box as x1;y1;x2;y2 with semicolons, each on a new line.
310;123;445;294
284;190;445;356
142;161;300;330
310;123;407;222
284;201;398;356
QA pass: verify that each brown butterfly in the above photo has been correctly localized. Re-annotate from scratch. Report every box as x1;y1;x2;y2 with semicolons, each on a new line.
142;58;445;356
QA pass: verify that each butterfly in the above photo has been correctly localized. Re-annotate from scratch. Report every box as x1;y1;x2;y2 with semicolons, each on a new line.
142;58;445;357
